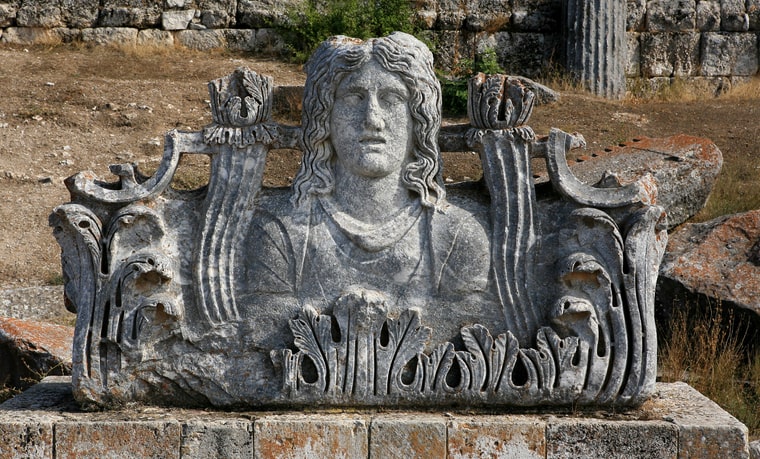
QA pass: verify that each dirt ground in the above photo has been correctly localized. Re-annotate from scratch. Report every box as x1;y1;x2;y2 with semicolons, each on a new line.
1;44;759;289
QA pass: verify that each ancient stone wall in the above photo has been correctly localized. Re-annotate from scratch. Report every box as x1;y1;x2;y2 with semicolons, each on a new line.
0;0;757;92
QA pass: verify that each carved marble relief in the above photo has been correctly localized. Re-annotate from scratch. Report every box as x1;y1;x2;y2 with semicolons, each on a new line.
50;32;667;409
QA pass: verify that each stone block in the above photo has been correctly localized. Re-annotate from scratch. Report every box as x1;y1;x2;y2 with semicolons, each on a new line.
62;0;99;28
495;31;558;77
236;0;294;28
640;32;701;77
512;0;560;32
429;29;470;74
224;28;256;51
464;0;512;32
0;317;72;391
448;416;546;458
647;0;697;31
176;29;225;50
721;0;749;30
196;0;237;28
137;29;174;47
749;0;760;30
628;0;647;31
701;31;759;75
254;415;368;458
0;422;54;459
627;32;642;76
0;27;58;45
181;419;253;458
696;0;721;30
81;27;138;46
55;420;182;459
436;0;466;29
0;3;17;27
370;414;447;458
15;1;64;28
252;27;286;54
162;9;196;30
98;7;162;28
546;418;678;458
648;383;750;459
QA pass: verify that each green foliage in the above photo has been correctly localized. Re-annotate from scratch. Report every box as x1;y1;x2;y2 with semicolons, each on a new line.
279;0;418;62
440;47;506;116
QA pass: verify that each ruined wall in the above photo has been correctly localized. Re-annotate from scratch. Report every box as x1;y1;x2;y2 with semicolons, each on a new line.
0;0;757;92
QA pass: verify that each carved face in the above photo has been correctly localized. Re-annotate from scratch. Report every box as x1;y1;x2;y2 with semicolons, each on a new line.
329;59;414;179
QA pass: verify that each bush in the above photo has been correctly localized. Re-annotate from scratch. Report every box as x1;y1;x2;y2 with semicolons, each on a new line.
279;0;417;63
440;47;505;116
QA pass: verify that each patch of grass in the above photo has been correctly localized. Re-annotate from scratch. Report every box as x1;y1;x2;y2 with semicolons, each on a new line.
659;301;760;440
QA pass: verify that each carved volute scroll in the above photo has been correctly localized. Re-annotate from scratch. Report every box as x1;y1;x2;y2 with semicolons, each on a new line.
52;32;666;409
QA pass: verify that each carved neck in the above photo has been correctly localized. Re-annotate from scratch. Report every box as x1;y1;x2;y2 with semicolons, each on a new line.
330;162;416;223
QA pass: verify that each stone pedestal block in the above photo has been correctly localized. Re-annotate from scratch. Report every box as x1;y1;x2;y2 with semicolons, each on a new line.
0;377;750;458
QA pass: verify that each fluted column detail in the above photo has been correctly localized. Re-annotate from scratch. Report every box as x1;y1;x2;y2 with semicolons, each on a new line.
563;0;626;99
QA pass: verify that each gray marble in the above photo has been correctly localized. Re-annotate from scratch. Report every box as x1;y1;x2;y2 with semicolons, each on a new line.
51;32;666;408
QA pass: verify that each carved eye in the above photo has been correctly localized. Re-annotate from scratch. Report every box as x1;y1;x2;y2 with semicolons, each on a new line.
380;91;405;106
339;91;364;106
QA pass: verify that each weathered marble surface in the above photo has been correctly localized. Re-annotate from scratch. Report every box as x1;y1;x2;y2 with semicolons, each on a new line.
51;32;666;409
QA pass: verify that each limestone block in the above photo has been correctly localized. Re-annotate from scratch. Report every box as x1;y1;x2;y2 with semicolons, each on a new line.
696;0;721;30
720;0;749;30
627;0;647;31
640;32;701;77
436;0;466;29
370;414;447;458
627;32;641;76
701;32;759;75
749;0;760;30
254;415;368;459
252;27;285;54
750;440;760;459
195;0;237;28
448;416;546;458
56;421;181;459
659;209;760;320
646;0;697;31
61;0;99;28
53;27;81;43
0;3;17;27
0;422;53;459
0;26;59;45
495;31;557;77
0;317;73;391
652;383;750;458
162;9;196;30
512;0;560;32
176;29;225;49
81;27;138;46
137;29;174;47
224;28;256;51
236;0;294;28
98;7;162;28
464;0;512;32
546;418;678;458
15;0;64;28
429;29;469;74
181;419;253;458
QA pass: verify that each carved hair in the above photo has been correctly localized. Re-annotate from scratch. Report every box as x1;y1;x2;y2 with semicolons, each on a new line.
291;32;445;209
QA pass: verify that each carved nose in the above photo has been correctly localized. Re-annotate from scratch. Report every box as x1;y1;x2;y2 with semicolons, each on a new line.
363;97;384;131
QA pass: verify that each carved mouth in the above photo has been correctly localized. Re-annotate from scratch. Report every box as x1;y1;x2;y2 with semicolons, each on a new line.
360;136;386;144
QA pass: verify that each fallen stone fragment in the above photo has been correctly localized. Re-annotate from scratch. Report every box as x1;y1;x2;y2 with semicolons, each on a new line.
535;134;723;229
658;210;760;345
0;317;73;391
